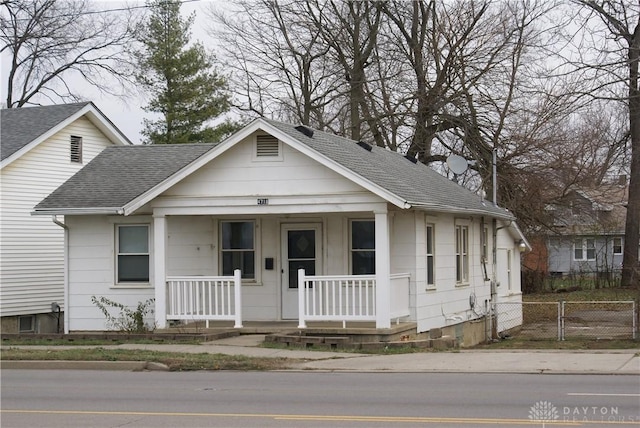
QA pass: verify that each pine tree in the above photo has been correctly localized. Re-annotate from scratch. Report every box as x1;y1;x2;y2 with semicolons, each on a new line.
137;0;232;144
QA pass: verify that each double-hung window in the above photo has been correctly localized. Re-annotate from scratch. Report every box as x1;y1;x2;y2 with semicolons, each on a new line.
455;224;469;283
426;224;435;287
613;237;623;255
574;238;596;261
116;225;149;283
221;221;255;279
351;220;375;274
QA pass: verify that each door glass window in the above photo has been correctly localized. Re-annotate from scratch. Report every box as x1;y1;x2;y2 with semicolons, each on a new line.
287;230;315;288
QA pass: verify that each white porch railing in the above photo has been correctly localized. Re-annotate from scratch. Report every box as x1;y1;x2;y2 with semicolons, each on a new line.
297;270;411;328
166;269;242;328
390;273;411;321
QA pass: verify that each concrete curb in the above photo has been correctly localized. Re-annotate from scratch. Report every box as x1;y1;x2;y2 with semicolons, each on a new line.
1;360;170;371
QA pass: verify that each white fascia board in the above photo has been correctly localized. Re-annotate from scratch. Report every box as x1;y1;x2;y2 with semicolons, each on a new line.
409;202;515;221
1;103;131;170
83;103;133;146
32;207;124;216
123;118;408;215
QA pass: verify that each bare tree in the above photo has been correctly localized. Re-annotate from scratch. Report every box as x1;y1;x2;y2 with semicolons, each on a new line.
1;0;139;107
209;0;343;129
563;0;640;287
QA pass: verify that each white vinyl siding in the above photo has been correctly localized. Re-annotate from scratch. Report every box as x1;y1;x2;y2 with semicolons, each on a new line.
0;117;116;317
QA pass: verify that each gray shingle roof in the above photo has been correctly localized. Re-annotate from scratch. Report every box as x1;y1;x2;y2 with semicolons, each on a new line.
35;144;215;211
1;102;91;162
34;118;512;219
265;119;511;218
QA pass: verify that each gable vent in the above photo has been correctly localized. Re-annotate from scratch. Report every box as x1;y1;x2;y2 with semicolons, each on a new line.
356;141;372;152
256;135;279;157
70;135;83;163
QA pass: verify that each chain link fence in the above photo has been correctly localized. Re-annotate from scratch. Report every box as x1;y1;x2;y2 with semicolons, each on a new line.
494;300;637;340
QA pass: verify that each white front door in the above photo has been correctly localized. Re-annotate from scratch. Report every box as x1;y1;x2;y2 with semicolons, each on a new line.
281;223;322;319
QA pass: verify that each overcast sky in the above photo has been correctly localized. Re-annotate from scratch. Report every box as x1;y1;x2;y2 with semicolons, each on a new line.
0;0;219;145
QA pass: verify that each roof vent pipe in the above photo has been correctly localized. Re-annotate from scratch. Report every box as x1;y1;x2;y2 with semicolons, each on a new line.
356;141;372;152
404;154;418;164
295;125;314;138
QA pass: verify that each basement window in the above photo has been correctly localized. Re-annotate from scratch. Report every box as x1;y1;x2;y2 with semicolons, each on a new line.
70;135;83;163
254;135;282;160
19;315;35;333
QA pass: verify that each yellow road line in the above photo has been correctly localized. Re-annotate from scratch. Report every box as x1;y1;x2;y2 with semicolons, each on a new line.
2;409;639;425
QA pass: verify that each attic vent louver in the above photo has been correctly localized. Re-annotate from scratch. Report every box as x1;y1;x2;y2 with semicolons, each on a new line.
356;141;372;152
295;125;314;138
256;135;279;157
405;154;418;164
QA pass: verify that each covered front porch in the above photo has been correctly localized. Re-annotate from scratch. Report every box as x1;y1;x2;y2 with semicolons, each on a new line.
149;188;416;331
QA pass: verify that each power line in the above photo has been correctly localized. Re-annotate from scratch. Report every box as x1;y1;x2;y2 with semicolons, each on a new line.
3;0;204;20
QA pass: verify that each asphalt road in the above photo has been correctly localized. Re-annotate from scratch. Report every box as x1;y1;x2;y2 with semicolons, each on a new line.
1;370;639;427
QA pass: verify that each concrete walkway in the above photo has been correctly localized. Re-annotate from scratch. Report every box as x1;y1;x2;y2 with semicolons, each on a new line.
2;335;639;374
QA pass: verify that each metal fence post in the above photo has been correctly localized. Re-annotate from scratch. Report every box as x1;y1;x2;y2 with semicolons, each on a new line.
559;301;565;341
634;300;637;340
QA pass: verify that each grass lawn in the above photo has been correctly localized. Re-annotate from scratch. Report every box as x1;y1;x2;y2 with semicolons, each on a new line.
0;347;300;371
523;287;639;303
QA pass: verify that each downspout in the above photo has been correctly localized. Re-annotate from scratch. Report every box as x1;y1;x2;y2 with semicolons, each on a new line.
491;217;498;340
52;216;69;334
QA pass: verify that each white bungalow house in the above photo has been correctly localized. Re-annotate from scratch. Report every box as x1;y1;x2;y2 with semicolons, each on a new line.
0;102;132;333
33;118;526;340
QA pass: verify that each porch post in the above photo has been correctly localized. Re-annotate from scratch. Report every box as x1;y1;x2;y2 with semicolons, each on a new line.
233;269;243;328
298;268;307;328
153;214;167;329
375;210;391;329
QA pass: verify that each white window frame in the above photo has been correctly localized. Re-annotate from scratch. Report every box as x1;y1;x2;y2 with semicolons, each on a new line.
573;238;596;261
115;224;150;285
220;220;257;281
613;237;623;255
455;223;469;284
426;223;435;289
349;219;375;275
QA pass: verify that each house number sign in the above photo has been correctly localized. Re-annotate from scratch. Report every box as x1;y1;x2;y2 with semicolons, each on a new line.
257;198;269;205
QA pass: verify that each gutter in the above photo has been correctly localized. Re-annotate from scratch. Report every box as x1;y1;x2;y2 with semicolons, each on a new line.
406;201;515;220
32;207;124;216
51;216;70;334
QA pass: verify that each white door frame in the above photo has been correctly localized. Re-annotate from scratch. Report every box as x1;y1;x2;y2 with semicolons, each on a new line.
280;223;322;319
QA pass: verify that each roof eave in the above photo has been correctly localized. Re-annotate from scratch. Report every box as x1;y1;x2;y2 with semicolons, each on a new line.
32;207;124;216
408;201;515;220
1;102;131;170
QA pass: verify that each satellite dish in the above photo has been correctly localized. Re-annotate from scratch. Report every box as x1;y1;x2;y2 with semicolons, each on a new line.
446;154;468;174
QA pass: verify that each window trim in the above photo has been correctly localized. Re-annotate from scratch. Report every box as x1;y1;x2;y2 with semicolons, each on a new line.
220;220;258;282
349;219;376;275
115;224;150;285
613;237;623;255
426;223;435;289
455;223;470;285
573;238;596;261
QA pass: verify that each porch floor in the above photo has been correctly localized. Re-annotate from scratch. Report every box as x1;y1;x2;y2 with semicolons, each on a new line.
157;320;421;344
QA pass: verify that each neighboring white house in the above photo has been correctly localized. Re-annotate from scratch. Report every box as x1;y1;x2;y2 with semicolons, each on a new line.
34;118;526;341
0;102;132;333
